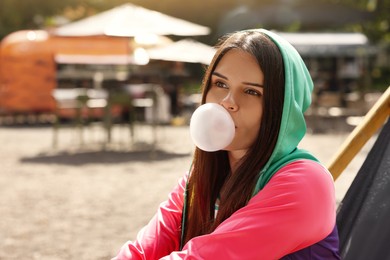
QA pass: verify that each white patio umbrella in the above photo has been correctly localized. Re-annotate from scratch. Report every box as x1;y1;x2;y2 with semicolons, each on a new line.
147;39;216;65
53;3;210;37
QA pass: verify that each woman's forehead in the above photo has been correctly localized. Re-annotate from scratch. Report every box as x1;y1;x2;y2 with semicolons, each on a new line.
213;50;263;80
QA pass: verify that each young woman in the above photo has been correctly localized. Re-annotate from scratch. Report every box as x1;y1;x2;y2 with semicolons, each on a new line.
113;29;340;259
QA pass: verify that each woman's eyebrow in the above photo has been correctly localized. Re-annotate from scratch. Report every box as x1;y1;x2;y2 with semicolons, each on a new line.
212;71;264;88
212;71;228;80
243;81;264;88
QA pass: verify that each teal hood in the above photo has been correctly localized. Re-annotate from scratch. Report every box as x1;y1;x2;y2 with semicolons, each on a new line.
252;29;319;194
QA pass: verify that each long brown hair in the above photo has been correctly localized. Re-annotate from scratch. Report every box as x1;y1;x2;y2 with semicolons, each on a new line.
182;30;285;244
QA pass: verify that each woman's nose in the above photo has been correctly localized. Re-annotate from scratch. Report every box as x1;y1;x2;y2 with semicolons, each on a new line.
220;94;238;112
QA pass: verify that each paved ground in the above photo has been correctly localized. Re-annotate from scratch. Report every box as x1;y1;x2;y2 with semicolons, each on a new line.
0;123;376;259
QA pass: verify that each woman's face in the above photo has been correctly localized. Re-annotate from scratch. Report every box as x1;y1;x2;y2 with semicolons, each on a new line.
206;49;264;156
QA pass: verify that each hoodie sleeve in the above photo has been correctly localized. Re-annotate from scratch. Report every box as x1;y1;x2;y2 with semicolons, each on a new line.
163;160;336;260
112;175;186;260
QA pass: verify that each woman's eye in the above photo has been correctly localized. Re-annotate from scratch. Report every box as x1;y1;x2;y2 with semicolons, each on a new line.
215;81;227;89
245;89;261;96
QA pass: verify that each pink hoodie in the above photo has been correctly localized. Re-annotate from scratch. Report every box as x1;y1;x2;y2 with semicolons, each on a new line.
112;159;336;259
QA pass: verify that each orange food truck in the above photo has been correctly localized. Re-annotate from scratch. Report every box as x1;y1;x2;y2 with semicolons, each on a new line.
0;30;132;117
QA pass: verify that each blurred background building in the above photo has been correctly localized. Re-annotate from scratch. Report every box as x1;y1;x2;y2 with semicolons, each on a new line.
0;0;389;131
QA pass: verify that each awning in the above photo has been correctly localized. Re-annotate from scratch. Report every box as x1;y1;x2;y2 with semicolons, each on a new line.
55;54;133;65
276;32;372;56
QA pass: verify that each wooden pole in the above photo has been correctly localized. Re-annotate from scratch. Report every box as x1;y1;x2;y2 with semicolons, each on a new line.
327;86;390;180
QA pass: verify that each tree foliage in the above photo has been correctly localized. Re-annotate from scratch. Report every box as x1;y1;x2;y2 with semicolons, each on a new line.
0;0;389;44
319;0;390;43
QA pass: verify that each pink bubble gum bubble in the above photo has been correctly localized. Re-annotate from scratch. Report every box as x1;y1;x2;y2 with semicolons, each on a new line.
190;103;235;152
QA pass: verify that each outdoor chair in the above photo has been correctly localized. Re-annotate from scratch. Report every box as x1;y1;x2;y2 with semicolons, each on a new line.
51;88;108;148
121;84;166;151
103;88;134;146
327;86;390;259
